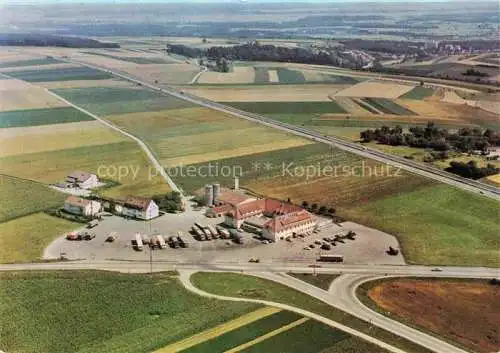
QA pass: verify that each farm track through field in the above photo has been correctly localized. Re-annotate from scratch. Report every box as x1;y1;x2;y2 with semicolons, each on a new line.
42;88;181;193
154;307;281;353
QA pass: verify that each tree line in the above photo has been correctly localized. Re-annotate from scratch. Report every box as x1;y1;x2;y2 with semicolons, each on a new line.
167;42;343;67
360;122;499;153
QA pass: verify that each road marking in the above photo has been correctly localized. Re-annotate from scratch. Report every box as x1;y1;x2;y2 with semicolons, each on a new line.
224;317;309;353
154;306;281;353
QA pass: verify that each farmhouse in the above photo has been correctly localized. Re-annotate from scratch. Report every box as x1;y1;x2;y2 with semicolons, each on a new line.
213;192;316;241
66;171;99;189
115;196;159;220
63;196;101;217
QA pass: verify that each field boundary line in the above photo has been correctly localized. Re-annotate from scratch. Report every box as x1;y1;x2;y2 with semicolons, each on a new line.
153;306;281;353
179;270;408;353
41;88;181;193
223;317;309;353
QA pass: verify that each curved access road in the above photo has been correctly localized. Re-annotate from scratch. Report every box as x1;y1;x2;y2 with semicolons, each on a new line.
252;272;470;353
57;56;500;201
178;270;407;353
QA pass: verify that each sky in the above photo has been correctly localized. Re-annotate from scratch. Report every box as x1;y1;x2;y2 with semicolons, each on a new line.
0;0;470;3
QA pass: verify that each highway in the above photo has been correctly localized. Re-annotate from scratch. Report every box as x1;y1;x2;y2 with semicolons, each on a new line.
59;56;500;201
1;260;495;353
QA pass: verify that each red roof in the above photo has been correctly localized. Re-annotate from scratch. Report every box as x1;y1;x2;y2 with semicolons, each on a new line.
228;198;305;221
123;196;153;210
65;195;91;207
263;210;313;233
67;170;94;182
217;191;252;206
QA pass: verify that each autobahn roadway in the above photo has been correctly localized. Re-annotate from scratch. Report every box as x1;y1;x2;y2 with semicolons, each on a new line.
59;56;500;201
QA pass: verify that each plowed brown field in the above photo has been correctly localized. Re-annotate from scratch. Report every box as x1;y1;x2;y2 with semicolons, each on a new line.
366;279;499;353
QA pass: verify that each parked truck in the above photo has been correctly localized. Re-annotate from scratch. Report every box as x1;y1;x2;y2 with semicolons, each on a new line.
229;229;243;244
133;234;144;251
157;235;167;249
216;226;230;239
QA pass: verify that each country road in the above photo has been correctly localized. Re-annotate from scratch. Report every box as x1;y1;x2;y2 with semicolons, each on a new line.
178;270;408;353
58;56;500;201
1;261;496;353
43;88;181;193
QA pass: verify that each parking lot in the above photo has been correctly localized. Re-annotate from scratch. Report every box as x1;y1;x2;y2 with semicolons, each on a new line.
44;204;405;265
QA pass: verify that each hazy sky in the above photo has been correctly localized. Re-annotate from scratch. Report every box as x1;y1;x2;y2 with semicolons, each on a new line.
0;0;468;3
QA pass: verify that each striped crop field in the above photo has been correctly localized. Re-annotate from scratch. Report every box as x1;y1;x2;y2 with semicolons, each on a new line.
0;107;93;128
0;57;62;68
276;68;306;83
5;66;113;82
361;98;417;115
224;101;347;115
254;67;270;83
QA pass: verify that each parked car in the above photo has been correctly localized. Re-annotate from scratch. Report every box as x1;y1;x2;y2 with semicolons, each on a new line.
105;232;118;242
314;240;322;245
321;244;331;250
249;257;260;263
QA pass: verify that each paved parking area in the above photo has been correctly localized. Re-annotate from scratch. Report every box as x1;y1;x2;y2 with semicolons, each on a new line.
44;206;404;265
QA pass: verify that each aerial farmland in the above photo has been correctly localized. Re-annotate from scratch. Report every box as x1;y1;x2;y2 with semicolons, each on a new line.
1;2;500;353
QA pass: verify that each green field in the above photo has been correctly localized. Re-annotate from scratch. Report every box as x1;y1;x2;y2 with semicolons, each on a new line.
353;98;381;114
0;107;93;128
0;57;61;68
191;272;433;353
276;68;306;83
241;320;359;353
399;86;435;100
182;311;302;353
362;98;417;116
82;52;174;64
0;141;172;198
0;175;66;222
53;86;195;115
0;213;78;263
287;273;339;290
224;101;347;115
6;66;113;82
253;67;270;83
342;184;500;267
0;271;259;353
321;74;361;84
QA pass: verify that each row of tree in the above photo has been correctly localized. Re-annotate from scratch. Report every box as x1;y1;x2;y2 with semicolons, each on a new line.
301;201;335;215
152;191;184;213
167;42;345;67
445;161;499;179
360;123;499;153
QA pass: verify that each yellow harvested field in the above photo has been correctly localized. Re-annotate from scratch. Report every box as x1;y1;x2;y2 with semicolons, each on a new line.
184;84;347;102
164;138;313;167
442;90;469;104
0;78;35;91
301;69;326;82
268;69;279;83
475;100;500;115
197;66;255;84
334;81;415;98
37;78;135;89
0;121;126;157
486;174;500;186
334;97;374;115
120;63;199;85
0;50;41;62
154;307;281;353
0;80;68;111
225;317;309;353
0;63;78;72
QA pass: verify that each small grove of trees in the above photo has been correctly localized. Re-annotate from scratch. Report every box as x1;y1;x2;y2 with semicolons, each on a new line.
153;191;183;213
301;201;336;216
463;68;489;77
360;122;499;154
445;161;499;179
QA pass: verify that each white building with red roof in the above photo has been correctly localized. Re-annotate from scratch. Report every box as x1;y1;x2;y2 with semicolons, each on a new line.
221;195;316;241
66;171;99;189
63;196;101;217
115;196;159;220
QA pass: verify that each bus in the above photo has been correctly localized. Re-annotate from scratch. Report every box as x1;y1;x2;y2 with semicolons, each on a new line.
318;254;343;263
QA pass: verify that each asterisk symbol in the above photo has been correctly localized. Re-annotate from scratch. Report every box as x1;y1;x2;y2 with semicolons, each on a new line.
251;161;261;171
263;162;273;171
